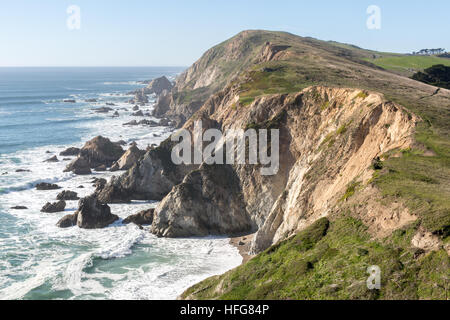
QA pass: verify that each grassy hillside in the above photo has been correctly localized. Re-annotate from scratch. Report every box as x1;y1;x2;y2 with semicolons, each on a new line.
182;218;449;300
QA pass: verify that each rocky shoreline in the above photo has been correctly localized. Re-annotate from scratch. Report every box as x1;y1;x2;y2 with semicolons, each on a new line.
19;76;177;230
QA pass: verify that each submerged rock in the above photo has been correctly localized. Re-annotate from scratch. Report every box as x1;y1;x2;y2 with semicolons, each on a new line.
41;200;66;213
123;120;138;126
123;209;154;226
44;155;59;162
139;119;158;126
94;107;113;113
36;182;61;190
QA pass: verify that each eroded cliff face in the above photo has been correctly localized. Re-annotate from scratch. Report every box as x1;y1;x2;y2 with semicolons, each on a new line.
149;85;419;253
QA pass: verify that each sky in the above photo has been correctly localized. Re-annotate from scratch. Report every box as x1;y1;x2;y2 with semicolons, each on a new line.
0;0;449;67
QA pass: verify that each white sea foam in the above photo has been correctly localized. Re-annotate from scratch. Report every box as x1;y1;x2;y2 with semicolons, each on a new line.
0;89;242;300
102;81;144;86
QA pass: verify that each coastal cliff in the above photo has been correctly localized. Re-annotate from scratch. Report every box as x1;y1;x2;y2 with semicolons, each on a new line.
97;30;449;299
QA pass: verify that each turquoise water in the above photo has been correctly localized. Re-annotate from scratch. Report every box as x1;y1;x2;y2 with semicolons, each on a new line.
0;67;242;300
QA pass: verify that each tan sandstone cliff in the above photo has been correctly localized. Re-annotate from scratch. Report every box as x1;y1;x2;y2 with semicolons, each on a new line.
149;85;419;252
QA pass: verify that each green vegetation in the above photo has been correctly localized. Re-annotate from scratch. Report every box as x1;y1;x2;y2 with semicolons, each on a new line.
365;55;450;75
412;64;450;89
340;181;361;202
356;91;368;99
336;121;352;135
373;123;450;238
182;217;449;300
321;101;330;110
239;64;312;106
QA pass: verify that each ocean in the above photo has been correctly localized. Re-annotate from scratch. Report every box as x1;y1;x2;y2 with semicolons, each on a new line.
0;67;242;300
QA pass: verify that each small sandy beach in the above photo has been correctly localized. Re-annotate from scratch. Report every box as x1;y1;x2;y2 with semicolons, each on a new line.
229;233;256;264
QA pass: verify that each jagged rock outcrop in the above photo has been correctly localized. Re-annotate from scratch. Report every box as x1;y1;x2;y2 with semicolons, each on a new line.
151;164;254;237
140;76;173;95
41;200;66;213
130;76;173;106
64;136;124;174
57;190;79;201
123;209;154;226
64;156;92;175
110;143;145;172
79;136;124;167
97;140;195;203
57;195;118;229
96;113;220;203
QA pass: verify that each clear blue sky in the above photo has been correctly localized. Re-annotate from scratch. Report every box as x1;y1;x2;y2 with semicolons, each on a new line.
0;0;449;67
